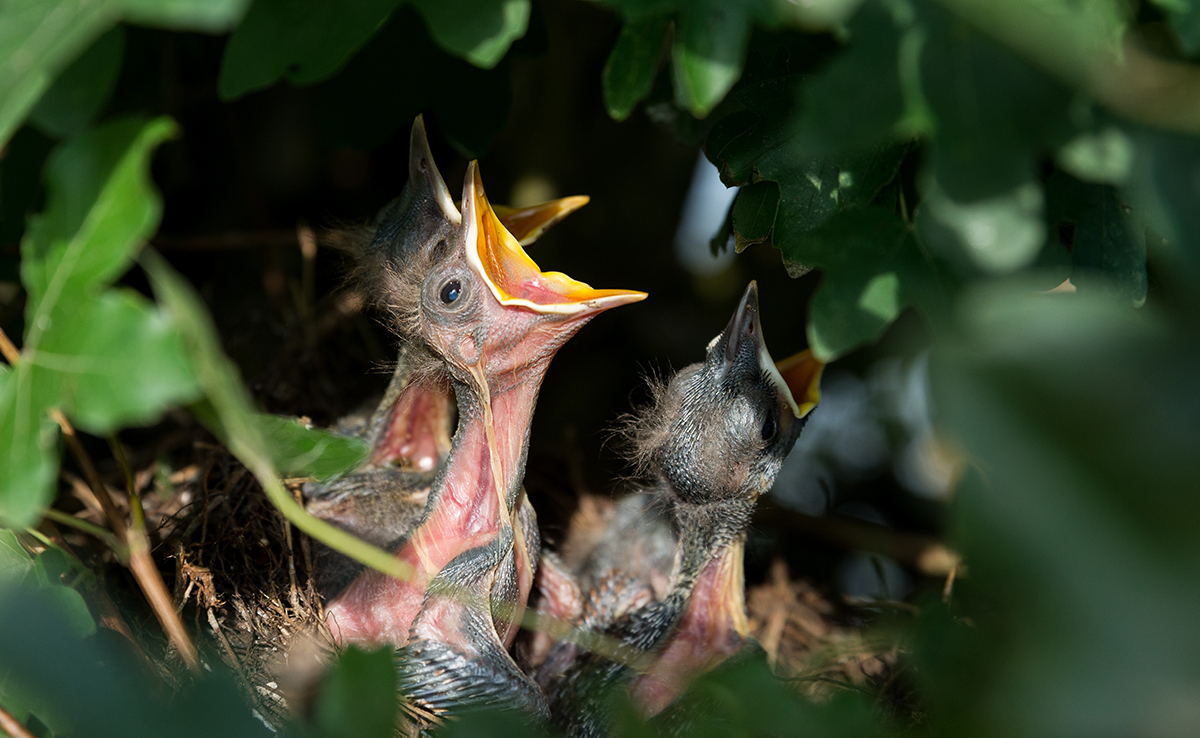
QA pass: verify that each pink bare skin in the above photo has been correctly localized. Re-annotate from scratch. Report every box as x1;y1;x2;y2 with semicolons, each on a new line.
325;162;644;663
630;542;748;717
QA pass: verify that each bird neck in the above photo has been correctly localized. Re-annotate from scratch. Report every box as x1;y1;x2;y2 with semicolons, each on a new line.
625;497;753;718
667;497;754;608
430;361;549;531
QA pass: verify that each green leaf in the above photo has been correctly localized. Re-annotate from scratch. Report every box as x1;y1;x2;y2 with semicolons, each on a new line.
671;0;751;118
1166;0;1200;55
603;16;671;121
770;145;909;273
804;208;932;360
32;290;200;433
793;0;907;155
0;583;262;737
310;647;399;738
1125;129;1200;282
919;4;1075;201
0;530;33;585
29;26;124;139
930;283;1200;736
0;0;246;148
411;0;531;70
256;414;368;480
1;117;199;528
22;116;178;316
218;0;401;100
730;180;778;252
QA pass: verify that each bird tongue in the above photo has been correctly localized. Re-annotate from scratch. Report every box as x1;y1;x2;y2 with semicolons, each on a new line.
463;162;647;314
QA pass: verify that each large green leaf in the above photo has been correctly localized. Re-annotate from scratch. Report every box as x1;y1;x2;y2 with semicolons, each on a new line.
918;3;1075;202
792;1;909;155
671;0;751;118
29;26;125;139
217;0;402;100
0;0;246;148
0;117;201;528
929;283;1200;738
0;583;265;737
411;0;531;70
803;208;942;360
603;16;671;121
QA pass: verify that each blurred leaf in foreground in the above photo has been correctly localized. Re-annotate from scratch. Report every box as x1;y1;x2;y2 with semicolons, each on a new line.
0;117;201;528
0;583;266;738
928;282;1200;738
29;26;125;139
0;0;246;147
301;647;399;738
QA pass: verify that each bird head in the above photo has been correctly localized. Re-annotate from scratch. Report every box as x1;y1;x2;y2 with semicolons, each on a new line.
405;161;645;392
635;282;823;510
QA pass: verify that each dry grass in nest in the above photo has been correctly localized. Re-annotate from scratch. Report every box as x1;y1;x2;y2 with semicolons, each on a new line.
155;447;335;728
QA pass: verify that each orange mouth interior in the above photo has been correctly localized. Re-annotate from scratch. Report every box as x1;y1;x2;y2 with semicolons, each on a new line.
775;349;824;418
466;164;646;314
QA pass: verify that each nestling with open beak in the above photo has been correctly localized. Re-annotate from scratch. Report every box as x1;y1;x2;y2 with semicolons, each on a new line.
314;126;645;720
304;116;591;599
540;282;823;737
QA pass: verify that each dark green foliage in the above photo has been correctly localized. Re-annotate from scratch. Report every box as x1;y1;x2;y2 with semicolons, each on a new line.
603;16;671;122
315;7;512;156
30;27;126;139
301;648;400;738
3;0;1200;736
218;0;404;100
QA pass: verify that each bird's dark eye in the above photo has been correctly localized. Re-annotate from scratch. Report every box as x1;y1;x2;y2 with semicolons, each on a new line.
761;414;776;441
440;280;461;304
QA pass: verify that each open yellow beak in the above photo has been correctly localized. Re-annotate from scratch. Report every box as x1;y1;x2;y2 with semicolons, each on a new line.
494;196;590;246
463;162;647;315
775;349;824;419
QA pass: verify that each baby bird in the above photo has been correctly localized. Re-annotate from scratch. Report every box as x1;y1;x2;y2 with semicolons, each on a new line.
319;148;644;720
541;282;823;737
304;117;588;597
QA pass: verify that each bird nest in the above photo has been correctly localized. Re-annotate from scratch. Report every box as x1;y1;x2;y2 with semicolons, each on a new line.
151;442;336;728
140;440;904;729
